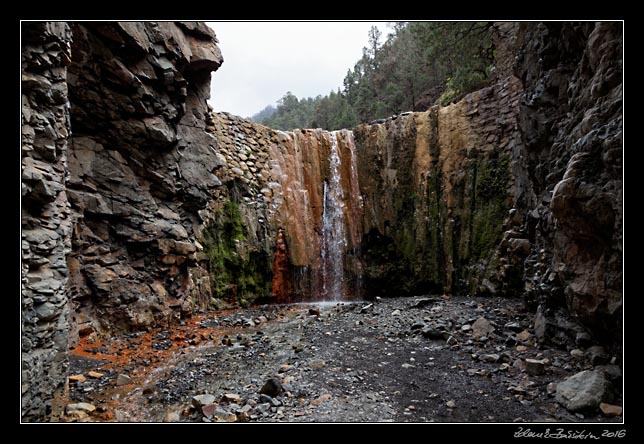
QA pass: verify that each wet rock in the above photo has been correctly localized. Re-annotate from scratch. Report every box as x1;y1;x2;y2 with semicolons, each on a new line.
555;370;613;412
116;374;131;386
308;308;320;316
471;318;494;339
259;378;284;398
599;403;622;417
524;359;546;376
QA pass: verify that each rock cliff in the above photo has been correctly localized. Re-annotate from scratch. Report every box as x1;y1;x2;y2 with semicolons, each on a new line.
22;21;74;422
21;21;223;421
355;77;523;298
513;22;622;347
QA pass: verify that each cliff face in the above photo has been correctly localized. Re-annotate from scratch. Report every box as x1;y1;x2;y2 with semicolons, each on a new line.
65;22;222;337
21;21;223;421
513;22;623;346
355;78;523;297
21;22;74;422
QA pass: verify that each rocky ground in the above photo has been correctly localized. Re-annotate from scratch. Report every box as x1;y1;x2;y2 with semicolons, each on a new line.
60;296;623;423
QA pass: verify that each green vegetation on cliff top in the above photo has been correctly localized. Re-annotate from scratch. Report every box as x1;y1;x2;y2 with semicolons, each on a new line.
251;22;494;130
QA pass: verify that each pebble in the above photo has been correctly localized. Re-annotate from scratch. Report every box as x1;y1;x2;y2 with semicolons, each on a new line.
570;349;585;360
446;400;456;408
68;374;86;384
311;394;332;406
259;378;284;397
392;309;401;316
516;330;532;342
221;393;242;403
599;403;622;417
163;411;180;422
66;402;96;413
481;354;500;363
87;371;104;379
471;317;494;338
524;358;546;376
116;374;131;386
192;394;217;410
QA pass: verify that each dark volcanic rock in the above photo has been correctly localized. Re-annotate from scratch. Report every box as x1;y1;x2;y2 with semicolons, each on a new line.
513;22;622;348
259;378;284;398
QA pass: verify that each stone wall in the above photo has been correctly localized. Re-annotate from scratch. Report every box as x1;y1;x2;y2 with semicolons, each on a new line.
21;21;74;422
513;22;623;347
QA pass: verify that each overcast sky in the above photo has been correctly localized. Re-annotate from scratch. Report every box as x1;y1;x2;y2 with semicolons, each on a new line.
206;22;388;118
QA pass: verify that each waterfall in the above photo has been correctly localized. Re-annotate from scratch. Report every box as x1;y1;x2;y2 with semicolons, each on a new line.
320;131;347;300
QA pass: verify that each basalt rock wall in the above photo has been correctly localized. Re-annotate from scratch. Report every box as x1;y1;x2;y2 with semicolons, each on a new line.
21;21;224;421
513;22;623;347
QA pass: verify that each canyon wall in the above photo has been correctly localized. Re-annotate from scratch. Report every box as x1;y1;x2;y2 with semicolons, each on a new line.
21;21;224;421
513;22;623;346
21;21;622;421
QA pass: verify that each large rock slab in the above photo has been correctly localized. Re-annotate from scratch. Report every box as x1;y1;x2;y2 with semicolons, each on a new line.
555;370;613;412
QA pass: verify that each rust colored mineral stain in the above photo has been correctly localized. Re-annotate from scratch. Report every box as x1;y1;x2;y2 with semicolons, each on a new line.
271;228;292;303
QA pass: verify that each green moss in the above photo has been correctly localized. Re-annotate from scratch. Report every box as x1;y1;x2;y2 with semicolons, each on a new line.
202;200;272;306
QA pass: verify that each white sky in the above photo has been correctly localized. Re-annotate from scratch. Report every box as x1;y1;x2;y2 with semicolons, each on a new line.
206;22;389;118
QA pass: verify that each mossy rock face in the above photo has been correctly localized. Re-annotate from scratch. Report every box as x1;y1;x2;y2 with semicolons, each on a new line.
202;200;272;306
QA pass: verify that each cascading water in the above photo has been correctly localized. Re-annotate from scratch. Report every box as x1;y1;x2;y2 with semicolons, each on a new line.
320;131;347;300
